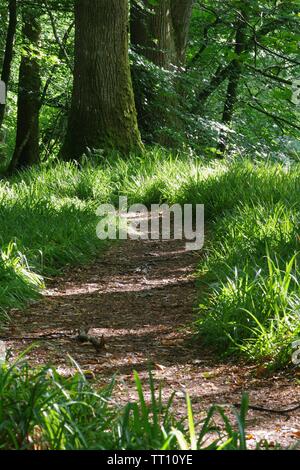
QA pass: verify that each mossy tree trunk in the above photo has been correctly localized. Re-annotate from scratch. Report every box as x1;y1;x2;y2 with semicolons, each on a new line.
61;0;143;161
8;8;41;173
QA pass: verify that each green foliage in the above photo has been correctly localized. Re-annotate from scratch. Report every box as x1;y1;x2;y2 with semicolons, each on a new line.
0;355;114;450
0;0;299;452
171;392;252;450
0;242;43;319
193;162;300;367
129;0;300;158
116;370;176;450
0;160;112;316
0;0;299;164
0;356;269;450
1;152;300;369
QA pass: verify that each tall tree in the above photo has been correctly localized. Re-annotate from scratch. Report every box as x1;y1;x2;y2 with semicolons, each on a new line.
0;0;17;130
131;0;194;69
61;0;143;161
131;0;194;146
218;3;248;153
8;6;41;172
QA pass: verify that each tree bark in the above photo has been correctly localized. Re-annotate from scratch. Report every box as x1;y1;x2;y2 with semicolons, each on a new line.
218;6;248;154
61;0;143;161
171;0;194;67
130;0;194;146
131;0;194;68
8;9;41;172
0;0;17;131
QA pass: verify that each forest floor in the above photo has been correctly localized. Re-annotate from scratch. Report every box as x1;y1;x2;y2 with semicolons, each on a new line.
4;216;300;449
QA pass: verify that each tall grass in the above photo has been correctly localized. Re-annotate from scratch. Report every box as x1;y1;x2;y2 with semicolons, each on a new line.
0;355;268;450
192;164;300;368
1;151;300;366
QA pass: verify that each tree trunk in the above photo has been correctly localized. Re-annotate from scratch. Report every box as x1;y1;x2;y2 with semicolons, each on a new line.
0;0;17;131
218;6;248;155
131;0;194;68
61;0;143;161
131;0;194;146
8;9;41;172
171;0;194;67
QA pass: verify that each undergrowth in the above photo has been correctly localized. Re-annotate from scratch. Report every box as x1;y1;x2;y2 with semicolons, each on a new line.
1;150;300;367
0;354;273;450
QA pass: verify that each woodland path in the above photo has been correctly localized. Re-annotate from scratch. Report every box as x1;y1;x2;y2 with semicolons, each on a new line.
5;232;300;448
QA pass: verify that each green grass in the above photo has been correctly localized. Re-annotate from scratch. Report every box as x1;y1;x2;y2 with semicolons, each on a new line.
1;151;300;367
0;242;43;318
0;161;113;318
0;355;271;450
1;150;300;450
192;164;300;368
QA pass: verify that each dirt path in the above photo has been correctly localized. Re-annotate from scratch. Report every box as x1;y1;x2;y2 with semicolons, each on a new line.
4;234;300;448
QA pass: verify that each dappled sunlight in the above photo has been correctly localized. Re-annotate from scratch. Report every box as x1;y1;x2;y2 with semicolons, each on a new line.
6;223;300;449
